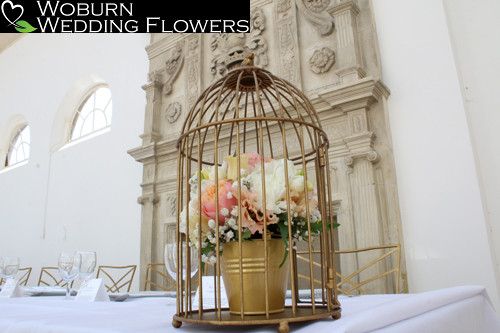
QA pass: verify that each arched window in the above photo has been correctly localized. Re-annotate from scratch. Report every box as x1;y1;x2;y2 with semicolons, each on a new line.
70;85;113;142
5;124;30;167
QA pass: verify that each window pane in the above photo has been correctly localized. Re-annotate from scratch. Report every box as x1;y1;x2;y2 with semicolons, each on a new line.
70;86;113;142
80;111;95;137
6;124;30;166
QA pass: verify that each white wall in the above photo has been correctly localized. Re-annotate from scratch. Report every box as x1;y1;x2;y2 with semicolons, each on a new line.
372;0;500;310
442;0;500;301
0;33;149;291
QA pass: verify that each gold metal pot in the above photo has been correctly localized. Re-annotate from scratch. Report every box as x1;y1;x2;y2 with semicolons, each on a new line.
221;237;290;315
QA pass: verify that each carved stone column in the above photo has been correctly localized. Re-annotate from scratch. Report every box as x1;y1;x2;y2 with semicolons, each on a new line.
185;35;201;111
345;152;387;293
140;74;163;144
275;0;302;87
330;1;365;83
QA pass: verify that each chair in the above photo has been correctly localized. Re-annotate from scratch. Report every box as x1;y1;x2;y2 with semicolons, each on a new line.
38;267;74;287
334;244;401;296
144;263;175;291
0;267;32;286
295;244;401;296
97;265;136;293
16;267;32;286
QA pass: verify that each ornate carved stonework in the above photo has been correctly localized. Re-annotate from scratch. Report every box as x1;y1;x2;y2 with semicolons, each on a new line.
296;0;334;35
278;20;298;84
131;0;407;294
163;41;184;95
165;102;181;123
277;0;291;18
310;47;335;74
210;7;268;79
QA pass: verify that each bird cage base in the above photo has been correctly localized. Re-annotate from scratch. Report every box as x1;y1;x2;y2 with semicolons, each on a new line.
172;305;341;332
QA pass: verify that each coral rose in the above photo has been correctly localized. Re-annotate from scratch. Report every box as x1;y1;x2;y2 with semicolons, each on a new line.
201;180;237;224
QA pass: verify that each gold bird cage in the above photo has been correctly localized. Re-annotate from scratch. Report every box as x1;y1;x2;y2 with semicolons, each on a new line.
173;53;341;332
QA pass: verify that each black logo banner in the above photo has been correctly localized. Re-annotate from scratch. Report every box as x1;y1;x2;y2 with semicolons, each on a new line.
1;0;250;33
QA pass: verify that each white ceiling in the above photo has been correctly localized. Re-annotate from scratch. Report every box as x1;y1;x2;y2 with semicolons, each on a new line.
0;34;23;54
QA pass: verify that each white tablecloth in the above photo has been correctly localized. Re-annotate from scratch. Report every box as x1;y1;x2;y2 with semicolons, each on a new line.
0;285;498;332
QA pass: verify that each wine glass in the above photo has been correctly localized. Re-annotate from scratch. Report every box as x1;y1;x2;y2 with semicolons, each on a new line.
77;251;96;288
164;239;199;284
58;252;81;299
0;256;20;280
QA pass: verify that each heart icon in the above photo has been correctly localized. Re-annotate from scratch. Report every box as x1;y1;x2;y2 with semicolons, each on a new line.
1;0;23;27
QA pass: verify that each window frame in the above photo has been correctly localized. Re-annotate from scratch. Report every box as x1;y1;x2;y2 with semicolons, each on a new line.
68;84;113;143
4;123;30;168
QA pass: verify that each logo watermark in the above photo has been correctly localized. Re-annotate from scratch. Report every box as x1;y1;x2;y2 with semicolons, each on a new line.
1;0;37;32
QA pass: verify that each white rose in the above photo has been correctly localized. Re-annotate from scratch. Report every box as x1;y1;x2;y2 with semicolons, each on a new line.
247;158;297;211
208;160;228;181
289;175;305;192
289;174;314;192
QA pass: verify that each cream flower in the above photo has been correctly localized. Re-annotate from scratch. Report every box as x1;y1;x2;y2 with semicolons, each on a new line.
246;158;297;212
289;174;314;193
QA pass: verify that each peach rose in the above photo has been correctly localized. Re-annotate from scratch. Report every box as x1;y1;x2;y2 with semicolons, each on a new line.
201;180;237;224
290;189;318;216
235;186;279;234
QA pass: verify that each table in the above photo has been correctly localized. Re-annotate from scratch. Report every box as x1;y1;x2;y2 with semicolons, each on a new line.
0;285;498;332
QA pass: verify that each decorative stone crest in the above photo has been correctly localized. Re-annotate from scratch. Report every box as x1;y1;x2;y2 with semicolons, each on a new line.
210;7;268;78
163;41;184;95
304;0;330;12
310;47;335;74
165;102;181;123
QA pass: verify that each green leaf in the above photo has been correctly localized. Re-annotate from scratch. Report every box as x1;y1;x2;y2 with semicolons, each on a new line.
241;230;252;241
278;222;289;247
279;249;289;268
15;20;37;33
309;220;323;234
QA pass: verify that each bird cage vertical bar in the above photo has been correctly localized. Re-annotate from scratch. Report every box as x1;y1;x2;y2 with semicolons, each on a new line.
284;80;318;313
314;156;327;306
324;147;340;311
268;74;298;317
175;148;183;317
213;93;223;322
252;72;271;318
196;128;203;319
183;138;190;316
234;71;247;320
317;146;333;311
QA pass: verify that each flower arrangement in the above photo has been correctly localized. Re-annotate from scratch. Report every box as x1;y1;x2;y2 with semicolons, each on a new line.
180;152;335;267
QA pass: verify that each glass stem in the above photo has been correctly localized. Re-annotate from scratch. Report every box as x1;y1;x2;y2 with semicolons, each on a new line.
66;283;71;299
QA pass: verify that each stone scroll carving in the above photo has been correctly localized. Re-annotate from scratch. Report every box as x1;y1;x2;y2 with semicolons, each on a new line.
163;41;185;95
296;0;334;36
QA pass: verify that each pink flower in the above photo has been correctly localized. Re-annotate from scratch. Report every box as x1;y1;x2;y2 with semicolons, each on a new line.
246;152;261;171
246;153;273;172
201;180;237;224
235;186;279;235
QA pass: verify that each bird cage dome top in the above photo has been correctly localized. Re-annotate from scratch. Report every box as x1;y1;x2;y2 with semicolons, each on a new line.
177;53;329;165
